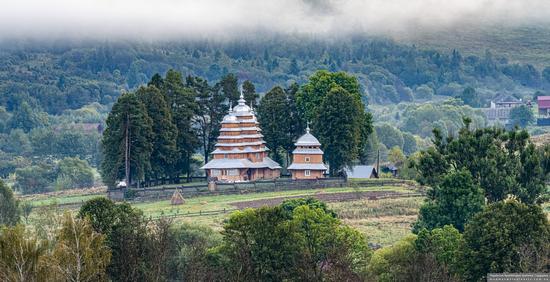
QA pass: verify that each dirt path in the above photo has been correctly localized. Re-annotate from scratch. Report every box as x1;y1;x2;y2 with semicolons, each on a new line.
231;190;423;209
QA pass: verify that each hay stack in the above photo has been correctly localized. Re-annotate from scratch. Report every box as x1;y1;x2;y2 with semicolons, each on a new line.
170;190;185;205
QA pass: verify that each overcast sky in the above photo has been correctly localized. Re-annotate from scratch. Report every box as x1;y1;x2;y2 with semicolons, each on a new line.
1;0;550;40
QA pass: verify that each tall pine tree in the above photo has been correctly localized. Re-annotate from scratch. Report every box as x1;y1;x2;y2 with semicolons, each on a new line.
101;93;153;188
161;71;198;182
187;76;226;164
242;80;259;108
219;73;239;105
135;86;178;180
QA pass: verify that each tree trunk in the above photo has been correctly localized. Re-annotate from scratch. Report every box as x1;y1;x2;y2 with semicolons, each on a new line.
125;113;131;189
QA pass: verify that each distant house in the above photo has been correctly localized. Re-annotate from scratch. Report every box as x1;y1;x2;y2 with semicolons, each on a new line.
494;94;523;108
382;165;398;177
537;96;550;116
481;94;524;125
537;96;550;126
344;165;379;179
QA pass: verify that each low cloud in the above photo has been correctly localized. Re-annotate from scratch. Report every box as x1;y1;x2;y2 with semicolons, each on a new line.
1;0;549;40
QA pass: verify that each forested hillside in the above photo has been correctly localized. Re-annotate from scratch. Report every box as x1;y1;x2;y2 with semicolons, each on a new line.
1;35;548;115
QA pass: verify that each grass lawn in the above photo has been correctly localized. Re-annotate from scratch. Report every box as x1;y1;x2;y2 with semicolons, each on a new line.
330;197;423;246
131;185;421;246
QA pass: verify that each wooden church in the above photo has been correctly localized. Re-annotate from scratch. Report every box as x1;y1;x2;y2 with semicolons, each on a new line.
201;92;281;182
287;124;328;179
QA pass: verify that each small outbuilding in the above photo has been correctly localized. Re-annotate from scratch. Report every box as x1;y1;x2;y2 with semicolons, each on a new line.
344;165;379;179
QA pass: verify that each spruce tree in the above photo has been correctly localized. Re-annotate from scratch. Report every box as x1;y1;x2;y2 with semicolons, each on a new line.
161;71;198;182
242;80;259;108
219;73;239;105
257;86;290;164
188;76;226;164
135;86;178;180
101;93;153;188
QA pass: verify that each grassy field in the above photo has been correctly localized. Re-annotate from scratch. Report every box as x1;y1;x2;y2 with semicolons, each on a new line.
25;184;421;246
331;197;422;246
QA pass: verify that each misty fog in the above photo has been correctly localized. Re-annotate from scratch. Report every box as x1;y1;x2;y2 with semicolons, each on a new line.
1;0;550;40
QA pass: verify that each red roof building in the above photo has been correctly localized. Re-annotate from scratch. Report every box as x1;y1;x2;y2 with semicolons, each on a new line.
537;96;550;116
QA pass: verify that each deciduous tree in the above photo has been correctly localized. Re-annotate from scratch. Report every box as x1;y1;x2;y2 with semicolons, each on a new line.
460;200;550;281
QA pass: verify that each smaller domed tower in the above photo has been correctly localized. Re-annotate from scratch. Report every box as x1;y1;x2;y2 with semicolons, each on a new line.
287;124;328;179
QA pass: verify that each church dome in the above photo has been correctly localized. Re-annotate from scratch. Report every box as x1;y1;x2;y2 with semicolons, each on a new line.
233;93;251;113
295;125;321;146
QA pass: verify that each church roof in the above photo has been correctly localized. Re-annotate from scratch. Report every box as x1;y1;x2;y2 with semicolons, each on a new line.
292;148;324;155
287;163;328;170
211;147;270;154
201;156;281;169
217;134;264;139
215;140;265;147
295;125;321;146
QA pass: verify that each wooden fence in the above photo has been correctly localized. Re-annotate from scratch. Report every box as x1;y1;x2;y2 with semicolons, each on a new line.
110;177;420;202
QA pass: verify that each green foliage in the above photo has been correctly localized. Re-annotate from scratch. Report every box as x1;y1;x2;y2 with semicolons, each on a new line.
413;170;485;232
414;122;546;204
402;132;418;155
219;73;239;105
169;224;223;281
388;146;406;168
460;200;550;281
135;85;178;179
78;198;175;281
8;101;49;133
367;235;418;282
368;226;463;282
0;129;32;155
187;75;226;164
400;102;486;138
414;85;434;100
414;225;463;280
376;124;404;150
78;197;118;236
162;70;199;180
219;200;371;281
0;180;20;226
456;86;481;107
509;104;535;128
101;92;153;188
51;213;111;282
315;85;372;175
0;225;51;281
14;164;57;194
242;80;259;108
257;86;305;164
297;70;363;121
29;128;101;166
280;197;336;217
55;157;95;190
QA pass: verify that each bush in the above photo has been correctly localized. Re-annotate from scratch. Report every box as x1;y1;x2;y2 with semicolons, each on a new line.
14;164;56;194
56;157;95;189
